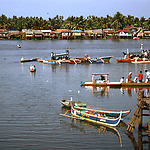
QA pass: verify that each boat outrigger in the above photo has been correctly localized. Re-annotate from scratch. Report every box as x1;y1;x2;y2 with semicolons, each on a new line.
80;73;150;87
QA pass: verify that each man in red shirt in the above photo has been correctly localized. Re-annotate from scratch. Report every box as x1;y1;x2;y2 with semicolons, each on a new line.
138;71;143;82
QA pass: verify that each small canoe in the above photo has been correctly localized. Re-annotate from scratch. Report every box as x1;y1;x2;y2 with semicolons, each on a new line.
60;99;87;108
20;57;39;63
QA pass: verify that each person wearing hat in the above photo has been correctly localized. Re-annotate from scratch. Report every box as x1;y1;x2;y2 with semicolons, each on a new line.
128;72;132;83
138;71;143;83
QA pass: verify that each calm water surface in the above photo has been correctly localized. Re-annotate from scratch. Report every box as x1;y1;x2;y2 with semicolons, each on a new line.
0;39;150;150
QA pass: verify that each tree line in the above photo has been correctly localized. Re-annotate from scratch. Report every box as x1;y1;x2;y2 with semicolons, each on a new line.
0;12;150;31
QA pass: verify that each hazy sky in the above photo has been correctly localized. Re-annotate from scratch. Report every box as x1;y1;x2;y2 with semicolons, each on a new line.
1;0;150;19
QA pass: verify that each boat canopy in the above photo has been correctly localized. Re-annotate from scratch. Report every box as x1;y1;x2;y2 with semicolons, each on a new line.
92;73;109;82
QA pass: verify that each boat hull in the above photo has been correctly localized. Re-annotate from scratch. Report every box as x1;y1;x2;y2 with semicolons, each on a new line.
74;106;130;118
71;105;121;127
21;58;38;63
81;81;150;87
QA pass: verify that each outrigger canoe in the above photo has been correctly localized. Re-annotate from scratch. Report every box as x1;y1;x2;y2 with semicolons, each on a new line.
42;50;113;65
60;99;130;118
70;100;122;127
80;73;150;87
60;99;87;108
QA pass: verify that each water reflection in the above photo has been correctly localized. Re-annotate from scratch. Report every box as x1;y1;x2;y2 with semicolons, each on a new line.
82;86;150;97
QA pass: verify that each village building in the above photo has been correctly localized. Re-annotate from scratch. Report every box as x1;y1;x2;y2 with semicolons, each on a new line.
115;30;132;39
33;30;43;40
23;30;34;40
103;29;116;39
8;31;22;40
0;29;9;40
41;30;52;40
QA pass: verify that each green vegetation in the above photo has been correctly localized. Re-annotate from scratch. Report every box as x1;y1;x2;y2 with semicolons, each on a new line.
0;12;150;31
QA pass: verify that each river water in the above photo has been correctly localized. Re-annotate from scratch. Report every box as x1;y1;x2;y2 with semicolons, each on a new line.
0;39;150;150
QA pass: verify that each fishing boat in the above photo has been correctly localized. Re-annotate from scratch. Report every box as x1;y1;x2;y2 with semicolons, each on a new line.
131;59;150;64
20;57;39;63
42;50;113;65
70;100;122;127
30;65;36;72
116;44;150;63
80;73;150;87
60;99;87;108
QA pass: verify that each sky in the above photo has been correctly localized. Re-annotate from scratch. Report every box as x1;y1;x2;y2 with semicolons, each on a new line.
1;0;150;19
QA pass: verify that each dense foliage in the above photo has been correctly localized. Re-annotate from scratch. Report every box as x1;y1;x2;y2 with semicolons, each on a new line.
0;12;150;31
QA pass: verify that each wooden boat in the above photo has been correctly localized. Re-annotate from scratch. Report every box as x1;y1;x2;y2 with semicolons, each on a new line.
131;59;150;64
73;105;130;118
71;100;122;127
116;44;150;63
80;73;150;87
60;99;87;108
30;65;36;72
20;57;39;63
42;50;113;65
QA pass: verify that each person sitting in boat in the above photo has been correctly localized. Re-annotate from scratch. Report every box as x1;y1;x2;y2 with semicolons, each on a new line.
21;57;24;61
138;71;143;83
120;76;124;83
122;52;127;59
133;77;138;83
100;75;105;81
145;70;150;83
127;72;132;83
144;50;149;58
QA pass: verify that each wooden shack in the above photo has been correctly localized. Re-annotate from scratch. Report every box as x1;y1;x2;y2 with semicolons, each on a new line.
127;90;150;149
8;31;22;40
0;29;9;40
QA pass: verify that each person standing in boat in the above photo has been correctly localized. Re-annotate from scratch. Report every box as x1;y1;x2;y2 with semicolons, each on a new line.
138;71;143;83
51;52;55;60
127;72;132;83
145;70;150;82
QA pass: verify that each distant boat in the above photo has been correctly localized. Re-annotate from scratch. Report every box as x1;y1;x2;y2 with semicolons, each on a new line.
20;57;39;63
133;37;140;40
17;44;21;48
131;59;150;64
30;65;36;72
